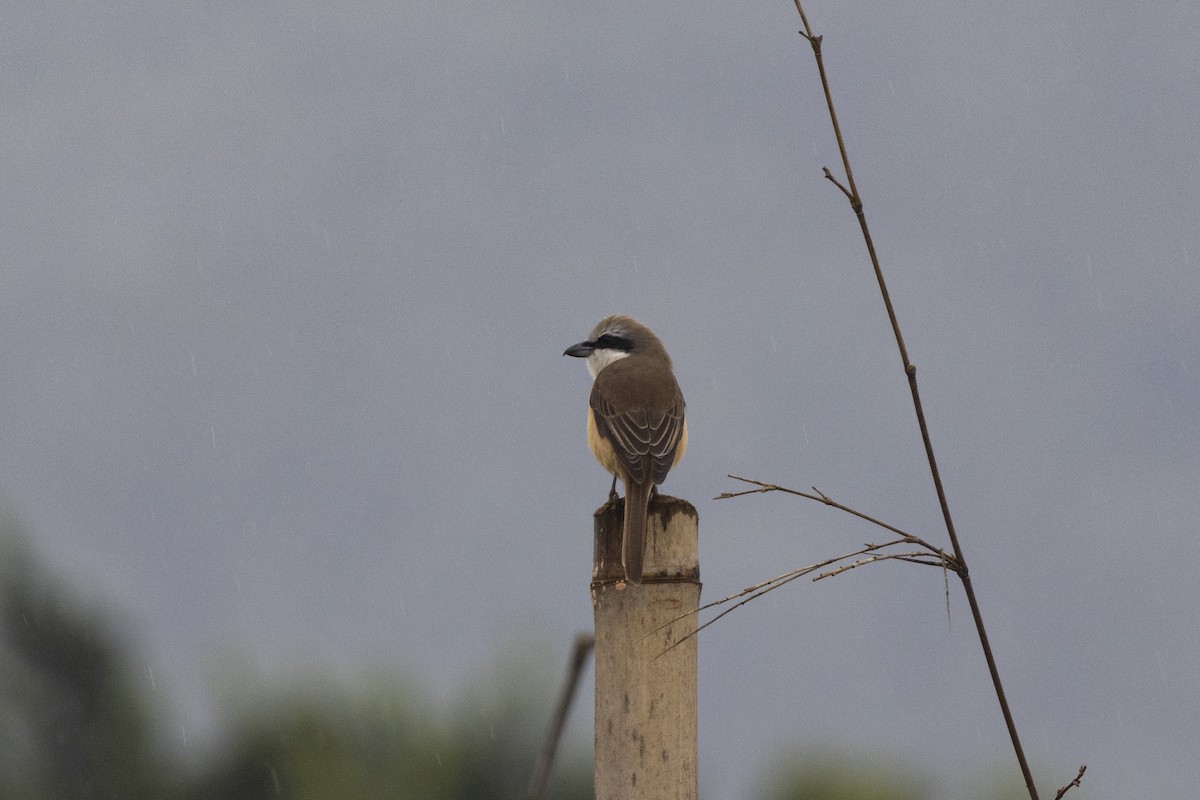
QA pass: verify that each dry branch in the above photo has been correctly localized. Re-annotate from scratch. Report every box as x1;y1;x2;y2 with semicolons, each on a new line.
714;3;1082;798
1053;765;1087;800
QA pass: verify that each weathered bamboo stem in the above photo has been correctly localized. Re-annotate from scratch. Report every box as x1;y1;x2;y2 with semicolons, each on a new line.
592;495;699;800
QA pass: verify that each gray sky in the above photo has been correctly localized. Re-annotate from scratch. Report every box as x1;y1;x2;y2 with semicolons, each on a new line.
3;2;1198;797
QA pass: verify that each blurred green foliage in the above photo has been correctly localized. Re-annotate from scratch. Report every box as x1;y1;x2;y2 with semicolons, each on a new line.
189;669;592;800
756;750;931;800
0;532;591;800
0;542;170;800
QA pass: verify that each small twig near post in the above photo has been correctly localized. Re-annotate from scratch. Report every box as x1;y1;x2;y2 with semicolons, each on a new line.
526;632;595;800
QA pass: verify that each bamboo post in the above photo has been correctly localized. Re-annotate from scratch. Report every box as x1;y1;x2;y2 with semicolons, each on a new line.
592;494;699;800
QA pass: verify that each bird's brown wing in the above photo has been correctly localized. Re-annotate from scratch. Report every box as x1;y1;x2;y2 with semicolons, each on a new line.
590;381;685;486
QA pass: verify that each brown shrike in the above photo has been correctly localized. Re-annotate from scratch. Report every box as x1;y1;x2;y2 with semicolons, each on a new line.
564;315;687;584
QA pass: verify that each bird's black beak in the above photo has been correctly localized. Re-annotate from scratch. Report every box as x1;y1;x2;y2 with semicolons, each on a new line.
563;341;594;358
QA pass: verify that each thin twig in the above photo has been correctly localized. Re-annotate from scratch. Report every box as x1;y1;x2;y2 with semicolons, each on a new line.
653;541;898;655
719;475;959;572
658;533;950;658
527;632;594;800
719;475;914;536
1052;765;1087;800
822;166;853;201
943;559;952;628
813;551;946;581
656;473;961;649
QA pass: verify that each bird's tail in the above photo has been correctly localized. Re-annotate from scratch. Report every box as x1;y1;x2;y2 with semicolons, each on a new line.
622;479;652;584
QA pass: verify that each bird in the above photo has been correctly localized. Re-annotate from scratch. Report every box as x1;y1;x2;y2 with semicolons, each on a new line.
564;315;687;584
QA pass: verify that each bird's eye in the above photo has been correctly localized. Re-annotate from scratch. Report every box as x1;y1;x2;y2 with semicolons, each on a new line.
594;333;633;351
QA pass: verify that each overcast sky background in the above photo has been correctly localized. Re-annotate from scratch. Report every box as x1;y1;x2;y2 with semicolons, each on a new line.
2;2;1198;798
